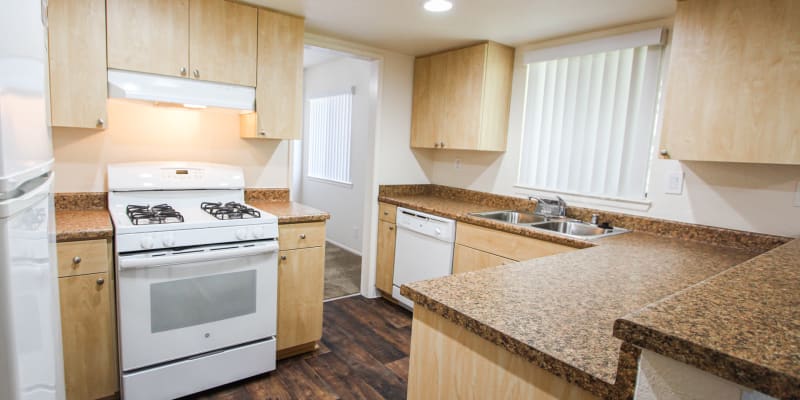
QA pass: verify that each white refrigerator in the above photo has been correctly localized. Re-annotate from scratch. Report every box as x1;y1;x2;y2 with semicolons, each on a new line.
0;0;66;399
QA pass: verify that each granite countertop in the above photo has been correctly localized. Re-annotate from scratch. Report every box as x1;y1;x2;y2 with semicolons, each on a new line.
614;239;800;399
401;233;759;398
248;201;330;224
55;210;113;242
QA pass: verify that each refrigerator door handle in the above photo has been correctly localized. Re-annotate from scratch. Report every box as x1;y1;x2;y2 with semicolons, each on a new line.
0;173;52;219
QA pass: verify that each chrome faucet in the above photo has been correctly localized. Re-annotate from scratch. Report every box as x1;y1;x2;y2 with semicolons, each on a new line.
529;195;567;218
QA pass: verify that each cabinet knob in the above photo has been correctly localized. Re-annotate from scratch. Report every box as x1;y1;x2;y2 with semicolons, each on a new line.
193;69;200;78
280;255;287;261
660;149;669;157
72;256;82;265
434;142;440;148
440;142;445;148
299;233;306;239
96;277;105;285
389;226;394;231
96;118;104;127
258;131;267;137
180;67;187;76
383;211;388;215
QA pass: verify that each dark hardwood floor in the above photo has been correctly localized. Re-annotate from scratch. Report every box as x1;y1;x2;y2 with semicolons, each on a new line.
187;296;412;400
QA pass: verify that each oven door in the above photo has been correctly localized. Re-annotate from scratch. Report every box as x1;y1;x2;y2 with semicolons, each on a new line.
116;240;278;372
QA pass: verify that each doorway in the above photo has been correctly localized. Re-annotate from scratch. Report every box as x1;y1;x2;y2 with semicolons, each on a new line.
291;45;379;300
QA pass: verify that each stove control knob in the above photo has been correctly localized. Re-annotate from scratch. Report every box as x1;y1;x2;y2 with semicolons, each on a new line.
236;229;248;240
140;236;155;250
162;235;175;247
253;227;265;239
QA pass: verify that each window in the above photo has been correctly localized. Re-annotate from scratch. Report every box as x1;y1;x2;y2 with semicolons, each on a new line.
307;92;353;185
518;28;666;201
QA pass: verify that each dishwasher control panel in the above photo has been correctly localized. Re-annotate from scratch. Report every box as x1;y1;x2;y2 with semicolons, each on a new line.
395;207;456;242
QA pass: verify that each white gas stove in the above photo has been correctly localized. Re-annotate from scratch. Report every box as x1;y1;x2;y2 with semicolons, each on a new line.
108;162;279;400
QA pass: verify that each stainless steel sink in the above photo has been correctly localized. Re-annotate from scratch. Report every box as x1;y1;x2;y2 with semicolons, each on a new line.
470;210;548;225
470;210;628;240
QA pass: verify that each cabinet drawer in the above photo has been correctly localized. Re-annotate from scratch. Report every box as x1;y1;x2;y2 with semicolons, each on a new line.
378;202;397;223
455;223;574;261
453;244;515;275
279;222;326;250
57;239;110;278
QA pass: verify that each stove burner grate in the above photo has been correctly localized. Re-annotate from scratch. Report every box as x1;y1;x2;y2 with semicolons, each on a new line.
200;201;261;220
126;204;184;225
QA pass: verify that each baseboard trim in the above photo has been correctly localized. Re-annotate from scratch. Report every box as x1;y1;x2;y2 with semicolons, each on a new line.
324;293;361;303
325;239;362;256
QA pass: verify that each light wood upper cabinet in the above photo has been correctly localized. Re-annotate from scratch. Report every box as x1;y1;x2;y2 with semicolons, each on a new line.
107;0;190;78
411;42;515;151
241;9;305;139
189;0;257;86
57;240;118;400
47;0;108;129
659;0;800;164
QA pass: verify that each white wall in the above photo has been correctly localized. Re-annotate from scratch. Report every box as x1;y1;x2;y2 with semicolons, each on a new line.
423;22;800;238
52;99;289;192
300;56;375;253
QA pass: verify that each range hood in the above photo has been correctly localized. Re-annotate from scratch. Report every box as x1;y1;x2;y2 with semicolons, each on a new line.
107;69;255;111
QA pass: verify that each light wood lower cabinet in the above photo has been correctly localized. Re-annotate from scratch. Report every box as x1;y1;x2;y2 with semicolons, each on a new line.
277;246;324;352
408;306;598;400
452;244;515;275
375;220;396;294
276;222;326;357
57;239;118;400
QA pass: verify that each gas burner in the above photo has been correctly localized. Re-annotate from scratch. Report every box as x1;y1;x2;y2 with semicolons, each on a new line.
126;204;184;225
201;201;261;220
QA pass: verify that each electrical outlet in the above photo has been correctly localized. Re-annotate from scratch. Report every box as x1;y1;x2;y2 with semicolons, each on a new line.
455;159;462;169
665;171;684;195
794;181;800;207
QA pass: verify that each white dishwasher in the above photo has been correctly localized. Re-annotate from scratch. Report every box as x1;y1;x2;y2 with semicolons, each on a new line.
392;207;456;309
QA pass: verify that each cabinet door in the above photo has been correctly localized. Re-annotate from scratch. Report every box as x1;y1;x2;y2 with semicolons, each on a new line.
60;272;118;400
434;44;486;150
244;9;304;139
107;0;189;78
452;244;514;275
48;0;108;129
660;0;800;164
410;56;438;148
375;220;396;294
277;247;324;351
189;0;257;86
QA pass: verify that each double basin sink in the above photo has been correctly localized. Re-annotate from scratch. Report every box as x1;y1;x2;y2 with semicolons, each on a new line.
470;210;628;240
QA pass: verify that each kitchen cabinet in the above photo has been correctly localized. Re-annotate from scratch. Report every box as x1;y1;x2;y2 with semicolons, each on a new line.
452;244;515;275
107;0;190;78
276;222;325;358
57;239;118;400
411;42;515;151
47;0;108;129
456;222;575;261
375;202;397;294
107;0;258;86
659;0;800;164
240;9;305;139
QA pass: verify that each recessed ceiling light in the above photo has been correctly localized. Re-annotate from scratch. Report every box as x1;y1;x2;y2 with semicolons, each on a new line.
424;0;453;12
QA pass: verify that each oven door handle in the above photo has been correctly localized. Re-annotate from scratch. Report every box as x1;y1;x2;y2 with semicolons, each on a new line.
118;241;279;270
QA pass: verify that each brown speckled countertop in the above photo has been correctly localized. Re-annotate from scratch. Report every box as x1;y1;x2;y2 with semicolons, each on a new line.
55;210;113;242
401;233;759;398
248;201;329;224
614;239;800;399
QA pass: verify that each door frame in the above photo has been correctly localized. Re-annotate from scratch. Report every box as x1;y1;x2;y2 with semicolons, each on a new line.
298;33;385;298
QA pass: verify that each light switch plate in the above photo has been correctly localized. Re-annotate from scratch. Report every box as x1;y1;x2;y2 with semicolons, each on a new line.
794;181;800;207
665;171;684;195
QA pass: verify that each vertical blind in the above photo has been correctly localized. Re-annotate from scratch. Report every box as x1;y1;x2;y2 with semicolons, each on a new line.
307;92;353;184
518;38;664;200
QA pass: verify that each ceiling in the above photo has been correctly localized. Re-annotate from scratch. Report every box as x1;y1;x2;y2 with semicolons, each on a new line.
243;0;676;56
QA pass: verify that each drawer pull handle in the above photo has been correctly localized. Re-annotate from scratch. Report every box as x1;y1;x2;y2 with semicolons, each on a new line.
280;255;287;261
96;278;105;285
299;234;306;239
72;256;82;265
